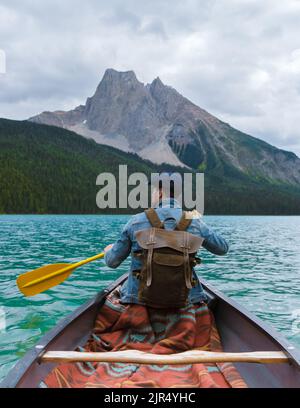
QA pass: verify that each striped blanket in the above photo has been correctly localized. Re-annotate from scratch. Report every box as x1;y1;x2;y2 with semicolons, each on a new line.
43;287;247;388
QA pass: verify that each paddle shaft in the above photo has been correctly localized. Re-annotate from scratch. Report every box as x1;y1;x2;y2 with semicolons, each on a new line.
22;252;105;289
41;350;289;365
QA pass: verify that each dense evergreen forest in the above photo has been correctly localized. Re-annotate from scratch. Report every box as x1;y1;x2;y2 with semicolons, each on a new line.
1;118;300;215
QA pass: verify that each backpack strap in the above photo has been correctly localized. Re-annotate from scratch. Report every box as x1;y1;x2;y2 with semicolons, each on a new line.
175;211;192;231
144;209;163;287
182;231;193;289
145;208;164;229
145;228;156;287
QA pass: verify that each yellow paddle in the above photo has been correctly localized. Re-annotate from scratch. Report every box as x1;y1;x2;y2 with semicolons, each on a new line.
17;252;105;297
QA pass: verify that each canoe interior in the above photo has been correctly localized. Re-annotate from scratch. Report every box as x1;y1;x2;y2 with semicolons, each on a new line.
1;274;299;388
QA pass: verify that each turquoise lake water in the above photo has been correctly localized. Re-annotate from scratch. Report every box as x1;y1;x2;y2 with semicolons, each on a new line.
0;214;300;382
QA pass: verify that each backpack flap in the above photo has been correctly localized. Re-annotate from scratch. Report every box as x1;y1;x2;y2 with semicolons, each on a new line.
135;228;204;253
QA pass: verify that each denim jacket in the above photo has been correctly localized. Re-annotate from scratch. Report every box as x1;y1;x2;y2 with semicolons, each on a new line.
104;199;229;305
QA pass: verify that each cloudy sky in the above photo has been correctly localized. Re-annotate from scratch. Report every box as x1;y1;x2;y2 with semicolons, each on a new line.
1;0;300;156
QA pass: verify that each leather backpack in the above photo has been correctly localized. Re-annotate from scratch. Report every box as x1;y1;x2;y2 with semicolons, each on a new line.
134;208;204;308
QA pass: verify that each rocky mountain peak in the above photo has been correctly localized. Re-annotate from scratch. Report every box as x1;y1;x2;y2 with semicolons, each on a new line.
104;67;135;77
91;68;142;100
28;69;300;185
82;69;162;148
150;76;164;90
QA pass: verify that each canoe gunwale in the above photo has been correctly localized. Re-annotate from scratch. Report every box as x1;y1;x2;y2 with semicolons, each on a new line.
0;273;128;388
200;277;300;368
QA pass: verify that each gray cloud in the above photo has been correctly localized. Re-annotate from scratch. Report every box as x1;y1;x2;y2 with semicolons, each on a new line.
0;0;300;156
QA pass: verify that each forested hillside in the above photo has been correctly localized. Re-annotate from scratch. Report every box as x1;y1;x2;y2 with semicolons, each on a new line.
1;118;300;214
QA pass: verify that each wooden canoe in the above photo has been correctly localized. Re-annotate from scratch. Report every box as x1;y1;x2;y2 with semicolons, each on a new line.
1;274;299;388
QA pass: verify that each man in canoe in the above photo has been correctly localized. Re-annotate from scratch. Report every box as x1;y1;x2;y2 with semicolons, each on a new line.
104;172;229;307
43;173;248;388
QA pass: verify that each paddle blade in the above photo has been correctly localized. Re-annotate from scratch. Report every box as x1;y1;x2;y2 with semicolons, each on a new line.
17;263;76;297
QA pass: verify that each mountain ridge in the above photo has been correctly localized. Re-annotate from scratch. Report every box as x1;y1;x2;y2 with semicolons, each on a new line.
29;68;300;186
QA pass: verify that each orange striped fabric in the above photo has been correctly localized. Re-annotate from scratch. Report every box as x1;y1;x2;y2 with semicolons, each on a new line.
43;287;247;388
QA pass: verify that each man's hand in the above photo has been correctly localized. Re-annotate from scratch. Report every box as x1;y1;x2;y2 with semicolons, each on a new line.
104;244;114;253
